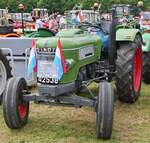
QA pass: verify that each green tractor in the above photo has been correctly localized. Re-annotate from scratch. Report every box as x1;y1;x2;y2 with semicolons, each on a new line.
2;9;142;140
111;4;142;101
112;4;150;84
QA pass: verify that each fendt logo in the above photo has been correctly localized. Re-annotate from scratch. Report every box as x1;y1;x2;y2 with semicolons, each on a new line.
37;48;56;53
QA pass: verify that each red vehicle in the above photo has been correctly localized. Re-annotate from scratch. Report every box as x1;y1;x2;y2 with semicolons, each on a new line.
8;19;25;29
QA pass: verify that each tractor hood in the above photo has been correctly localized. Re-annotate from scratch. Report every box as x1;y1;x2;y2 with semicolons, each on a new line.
36;29;103;84
56;29;84;37
36;29;101;49
142;33;150;52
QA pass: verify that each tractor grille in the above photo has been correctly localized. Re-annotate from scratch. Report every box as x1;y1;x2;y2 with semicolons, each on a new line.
37;47;56;61
36;49;58;85
37;54;54;61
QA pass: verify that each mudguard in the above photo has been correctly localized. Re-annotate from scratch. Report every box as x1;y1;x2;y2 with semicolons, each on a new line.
116;29;140;42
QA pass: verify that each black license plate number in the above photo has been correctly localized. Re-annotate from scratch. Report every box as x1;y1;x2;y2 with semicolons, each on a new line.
37;77;59;85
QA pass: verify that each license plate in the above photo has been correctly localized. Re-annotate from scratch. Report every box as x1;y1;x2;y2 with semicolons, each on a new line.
37;77;59;84
37;60;58;85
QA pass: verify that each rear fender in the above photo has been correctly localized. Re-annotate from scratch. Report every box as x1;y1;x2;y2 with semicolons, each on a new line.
116;29;140;42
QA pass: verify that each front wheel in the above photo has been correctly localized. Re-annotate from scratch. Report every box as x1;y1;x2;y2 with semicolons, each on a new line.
3;77;29;129
96;82;114;140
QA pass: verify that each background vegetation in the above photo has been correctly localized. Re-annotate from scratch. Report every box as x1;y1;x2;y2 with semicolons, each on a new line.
0;0;150;13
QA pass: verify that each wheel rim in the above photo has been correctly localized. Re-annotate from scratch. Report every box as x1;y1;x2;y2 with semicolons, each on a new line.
0;61;7;95
133;47;142;93
18;103;27;119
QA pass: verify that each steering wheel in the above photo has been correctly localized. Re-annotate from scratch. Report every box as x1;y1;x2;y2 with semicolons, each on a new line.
78;22;102;33
79;21;110;34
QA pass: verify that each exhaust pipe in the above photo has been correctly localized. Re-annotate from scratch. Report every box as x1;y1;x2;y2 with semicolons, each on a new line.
108;8;117;72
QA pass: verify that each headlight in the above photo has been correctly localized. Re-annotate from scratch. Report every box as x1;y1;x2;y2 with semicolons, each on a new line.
64;59;75;72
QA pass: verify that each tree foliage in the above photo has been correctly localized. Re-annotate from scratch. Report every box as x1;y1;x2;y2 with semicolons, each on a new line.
0;0;149;13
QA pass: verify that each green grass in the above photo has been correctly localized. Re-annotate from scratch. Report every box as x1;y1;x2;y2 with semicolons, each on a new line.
0;83;150;143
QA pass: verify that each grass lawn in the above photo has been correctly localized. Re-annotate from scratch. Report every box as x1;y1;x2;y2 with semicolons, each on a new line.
0;83;150;143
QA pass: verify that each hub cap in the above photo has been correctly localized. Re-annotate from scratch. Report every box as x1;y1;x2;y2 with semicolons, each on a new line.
18;103;27;119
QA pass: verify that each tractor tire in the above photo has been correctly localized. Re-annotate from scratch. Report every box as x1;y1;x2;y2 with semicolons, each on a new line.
96;82;114;140
116;39;142;103
143;52;150;84
0;50;12;104
3;77;29;129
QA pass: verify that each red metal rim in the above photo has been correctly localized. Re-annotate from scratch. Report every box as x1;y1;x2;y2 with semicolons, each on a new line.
133;47;142;93
18;104;27;119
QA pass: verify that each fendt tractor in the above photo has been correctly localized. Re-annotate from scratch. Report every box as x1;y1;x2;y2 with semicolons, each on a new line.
111;4;143;102
113;4;150;85
2;8;142;140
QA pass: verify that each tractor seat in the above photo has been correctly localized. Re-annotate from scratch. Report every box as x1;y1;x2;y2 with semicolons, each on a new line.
38;28;55;37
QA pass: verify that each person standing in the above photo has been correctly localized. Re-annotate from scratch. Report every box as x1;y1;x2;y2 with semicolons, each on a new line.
35;17;43;30
0;13;9;26
59;15;67;29
48;15;59;33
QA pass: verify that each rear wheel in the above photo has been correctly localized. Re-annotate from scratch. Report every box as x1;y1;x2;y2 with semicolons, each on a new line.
116;38;142;103
3;77;29;129
143;52;150;84
96;82;114;140
0;50;12;104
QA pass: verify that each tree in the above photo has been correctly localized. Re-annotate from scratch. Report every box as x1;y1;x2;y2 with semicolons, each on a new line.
0;0;149;13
